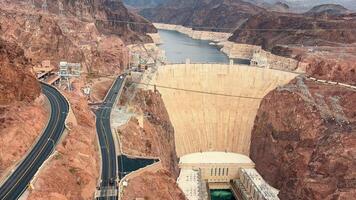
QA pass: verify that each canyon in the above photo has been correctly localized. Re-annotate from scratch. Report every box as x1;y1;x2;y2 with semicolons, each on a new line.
0;0;355;200
137;1;356;199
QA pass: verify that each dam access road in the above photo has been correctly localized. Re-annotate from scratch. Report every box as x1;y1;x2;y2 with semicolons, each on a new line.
95;75;126;200
0;83;69;200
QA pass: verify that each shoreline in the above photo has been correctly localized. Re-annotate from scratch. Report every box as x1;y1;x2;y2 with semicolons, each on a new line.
152;23;305;72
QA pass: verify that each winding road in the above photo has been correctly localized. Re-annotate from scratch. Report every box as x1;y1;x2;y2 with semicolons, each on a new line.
95;75;126;200
0;83;69;200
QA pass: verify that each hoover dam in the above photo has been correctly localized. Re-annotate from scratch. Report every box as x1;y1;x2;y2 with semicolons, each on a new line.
147;63;299;157
1;1;355;200
134;29;302;199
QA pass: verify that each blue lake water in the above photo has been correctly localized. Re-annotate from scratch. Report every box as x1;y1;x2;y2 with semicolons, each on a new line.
158;29;230;64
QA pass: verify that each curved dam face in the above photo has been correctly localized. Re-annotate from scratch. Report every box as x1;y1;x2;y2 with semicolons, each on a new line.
148;64;298;157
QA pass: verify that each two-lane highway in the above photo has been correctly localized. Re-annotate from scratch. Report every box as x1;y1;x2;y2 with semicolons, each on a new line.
0;83;69;200
95;75;126;200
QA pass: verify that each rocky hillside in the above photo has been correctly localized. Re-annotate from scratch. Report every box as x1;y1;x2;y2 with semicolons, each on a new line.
122;170;187;200
250;77;356;199
0;0;152;74
0;1;159;199
305;4;351;17
140;0;264;31
229;12;356;50
119;84;180;177
94;0;157;43
227;6;356;84
0;38;40;104
300;49;356;85
31;0;157;43
117;82;183;199
0;36;48;185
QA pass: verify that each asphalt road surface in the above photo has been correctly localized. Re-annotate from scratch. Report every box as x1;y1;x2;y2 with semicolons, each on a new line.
96;75;126;200
0;83;69;200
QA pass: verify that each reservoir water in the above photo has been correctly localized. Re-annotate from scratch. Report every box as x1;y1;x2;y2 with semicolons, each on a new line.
158;29;230;64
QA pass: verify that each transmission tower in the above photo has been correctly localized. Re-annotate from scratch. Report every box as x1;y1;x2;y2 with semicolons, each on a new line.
75;1;82;19
42;0;48;12
59;62;81;91
28;0;35;8
58;0;64;16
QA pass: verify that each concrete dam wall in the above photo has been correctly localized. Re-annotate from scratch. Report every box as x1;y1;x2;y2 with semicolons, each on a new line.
147;64;298;157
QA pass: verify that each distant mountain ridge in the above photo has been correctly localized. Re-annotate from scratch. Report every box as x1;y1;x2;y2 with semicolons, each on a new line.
243;0;356;12
305;4;351;16
140;0;265;31
140;0;356;53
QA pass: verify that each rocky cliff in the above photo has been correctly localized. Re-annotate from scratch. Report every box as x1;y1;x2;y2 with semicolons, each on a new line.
250;77;356;199
93;0;157;43
119;84;180;177
0;0;158;73
0;4;125;75
140;0;264;31
0;38;40;104
301;51;356;85
25;0;156;43
122;169;187;200
0;38;48;180
117;81;184;199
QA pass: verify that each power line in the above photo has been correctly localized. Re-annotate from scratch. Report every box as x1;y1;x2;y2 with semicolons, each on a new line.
95;19;356;32
130;81;263;100
4;5;356;32
82;72;264;99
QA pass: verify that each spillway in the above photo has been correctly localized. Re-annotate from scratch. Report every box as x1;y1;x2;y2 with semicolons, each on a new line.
147;63;298;157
